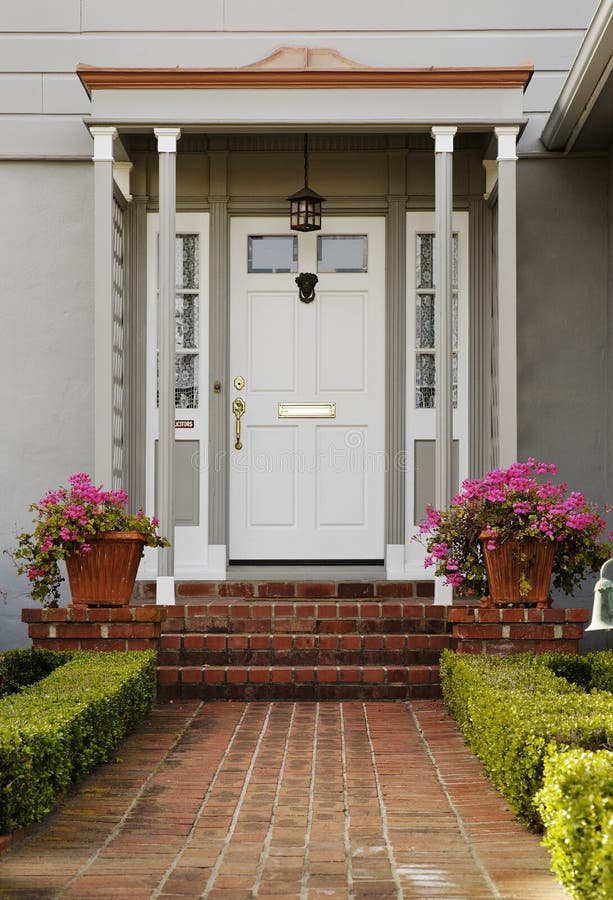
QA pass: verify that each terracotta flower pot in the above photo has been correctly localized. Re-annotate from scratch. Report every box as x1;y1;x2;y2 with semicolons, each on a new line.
65;531;146;606
479;533;555;608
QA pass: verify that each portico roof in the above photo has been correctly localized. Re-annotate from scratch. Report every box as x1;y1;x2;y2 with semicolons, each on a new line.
78;48;533;133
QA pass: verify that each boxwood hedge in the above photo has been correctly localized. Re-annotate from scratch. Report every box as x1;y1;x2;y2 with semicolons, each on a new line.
0;647;73;699
440;650;613;900
537;748;613;900
440;650;613;828
0;649;156;834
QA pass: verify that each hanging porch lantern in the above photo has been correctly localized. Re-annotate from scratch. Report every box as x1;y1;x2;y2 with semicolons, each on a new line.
287;134;325;232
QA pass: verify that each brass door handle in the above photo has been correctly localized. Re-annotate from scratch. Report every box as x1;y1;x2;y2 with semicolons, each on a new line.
232;397;245;450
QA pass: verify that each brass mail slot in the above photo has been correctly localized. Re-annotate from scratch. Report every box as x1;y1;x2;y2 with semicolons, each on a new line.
278;402;336;419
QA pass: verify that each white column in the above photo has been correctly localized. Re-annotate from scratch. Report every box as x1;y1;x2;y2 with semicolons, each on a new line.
91;126;117;487
431;126;457;605
155;127;181;604
495;126;519;467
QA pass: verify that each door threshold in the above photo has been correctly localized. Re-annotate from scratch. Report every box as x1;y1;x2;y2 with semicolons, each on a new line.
227;562;387;581
229;559;384;566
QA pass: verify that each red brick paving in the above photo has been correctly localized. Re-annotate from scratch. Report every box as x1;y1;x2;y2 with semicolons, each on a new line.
0;701;568;899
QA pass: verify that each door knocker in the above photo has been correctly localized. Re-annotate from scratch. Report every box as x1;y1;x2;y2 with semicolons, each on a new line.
296;272;318;304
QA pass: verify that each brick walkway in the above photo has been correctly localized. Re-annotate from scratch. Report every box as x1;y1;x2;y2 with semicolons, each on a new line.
0;701;568;899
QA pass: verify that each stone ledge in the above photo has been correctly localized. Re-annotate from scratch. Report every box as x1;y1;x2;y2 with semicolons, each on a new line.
450;605;588;656
22;606;166;624
448;606;589;624
22;605;166;652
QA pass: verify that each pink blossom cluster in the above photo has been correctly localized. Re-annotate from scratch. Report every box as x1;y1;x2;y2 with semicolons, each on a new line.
416;458;611;595
444;458;605;549
15;473;168;604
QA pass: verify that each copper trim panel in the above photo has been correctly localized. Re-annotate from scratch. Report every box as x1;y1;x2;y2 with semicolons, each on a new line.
77;63;534;97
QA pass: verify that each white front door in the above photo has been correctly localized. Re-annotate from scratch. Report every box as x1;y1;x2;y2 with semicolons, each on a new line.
229;217;385;561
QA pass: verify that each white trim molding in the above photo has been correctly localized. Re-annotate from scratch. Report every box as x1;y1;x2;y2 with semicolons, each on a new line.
90;125;117;161
431;125;457;154
495;125;519;161
154;127;181;153
155;127;181;601
91;126;117;486
495;126;519;468
139;545;227;582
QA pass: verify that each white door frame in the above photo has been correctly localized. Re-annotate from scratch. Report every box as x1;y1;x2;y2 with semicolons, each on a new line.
399;210;470;580
228;215;386;562
139;211;225;579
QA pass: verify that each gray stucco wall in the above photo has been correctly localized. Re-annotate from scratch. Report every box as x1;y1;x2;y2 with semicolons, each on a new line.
0;162;94;649
517;156;612;642
517;157;608;499
0;0;598;158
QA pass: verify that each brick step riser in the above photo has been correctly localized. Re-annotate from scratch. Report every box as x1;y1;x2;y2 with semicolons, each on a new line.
157;683;442;701
157;664;441;702
159;648;446;667
162;618;450;636
135;582;434;603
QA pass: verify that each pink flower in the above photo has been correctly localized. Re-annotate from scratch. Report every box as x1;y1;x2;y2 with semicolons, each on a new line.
431;542;448;559
81;543;91;553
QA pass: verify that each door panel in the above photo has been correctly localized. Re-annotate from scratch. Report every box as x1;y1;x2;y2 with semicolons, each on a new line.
229;217;385;560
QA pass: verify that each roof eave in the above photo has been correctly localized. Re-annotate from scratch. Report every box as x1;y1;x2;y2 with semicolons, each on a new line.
542;0;613;151
76;63;534;94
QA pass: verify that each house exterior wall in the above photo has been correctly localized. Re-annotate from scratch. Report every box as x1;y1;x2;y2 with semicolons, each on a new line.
0;1;607;647
517;157;608;499
0;1;596;159
517;155;611;625
0;162;94;648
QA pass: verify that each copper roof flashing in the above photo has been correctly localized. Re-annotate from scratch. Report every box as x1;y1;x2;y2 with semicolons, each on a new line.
77;48;533;98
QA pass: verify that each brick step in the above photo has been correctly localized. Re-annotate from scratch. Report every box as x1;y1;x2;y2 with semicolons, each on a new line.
156;664;441;701
135;580;435;603
158;631;451;666
161;601;450;636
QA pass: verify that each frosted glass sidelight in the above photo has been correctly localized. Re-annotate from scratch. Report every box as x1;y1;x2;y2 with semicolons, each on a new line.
416;353;436;409
416;234;433;288
416;294;435;349
175;354;199;409
416;233;458;289
176;234;199;289
175;293;199;349
415;233;459;409
248;235;298;273
317;235;368;273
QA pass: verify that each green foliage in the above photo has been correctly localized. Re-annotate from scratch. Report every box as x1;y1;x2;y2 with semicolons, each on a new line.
537;650;613;693
417;460;610;597
537;749;613;900
440;650;613;828
12;473;169;605
0;648;73;699
0;650;156;833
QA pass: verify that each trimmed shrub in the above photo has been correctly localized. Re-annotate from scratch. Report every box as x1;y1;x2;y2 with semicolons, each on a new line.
537;748;613;900
0;650;156;833
537;649;613;693
440;650;613;828
0;648;73;699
